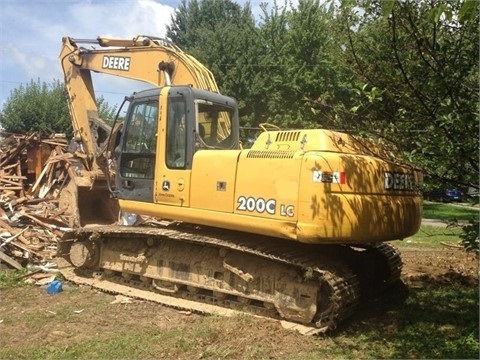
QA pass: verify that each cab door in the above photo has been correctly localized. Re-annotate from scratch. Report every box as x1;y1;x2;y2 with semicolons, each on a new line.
153;86;239;209
116;92;159;202
154;87;194;207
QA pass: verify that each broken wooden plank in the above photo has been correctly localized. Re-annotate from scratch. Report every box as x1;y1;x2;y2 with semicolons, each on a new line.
19;210;72;231
0;219;31;246
0;251;23;270
0;227;29;248
0;178;24;186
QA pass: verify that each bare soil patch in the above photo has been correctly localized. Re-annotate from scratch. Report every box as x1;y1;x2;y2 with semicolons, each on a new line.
400;246;478;286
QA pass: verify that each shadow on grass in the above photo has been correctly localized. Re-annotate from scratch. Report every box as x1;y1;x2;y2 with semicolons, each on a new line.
335;273;479;359
423;202;479;222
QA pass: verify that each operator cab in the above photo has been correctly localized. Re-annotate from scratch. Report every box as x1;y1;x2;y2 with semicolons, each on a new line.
114;86;239;203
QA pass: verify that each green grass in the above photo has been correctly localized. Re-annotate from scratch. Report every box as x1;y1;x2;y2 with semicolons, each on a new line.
0;314;285;360
418;202;478;252
328;284;479;359
2;284;477;360
0;268;29;289
423;201;479;221
394;224;463;248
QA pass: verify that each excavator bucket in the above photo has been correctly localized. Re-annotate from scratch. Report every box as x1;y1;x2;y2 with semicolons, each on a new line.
59;179;119;227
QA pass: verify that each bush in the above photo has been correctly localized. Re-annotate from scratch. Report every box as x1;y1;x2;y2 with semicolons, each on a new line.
459;218;479;255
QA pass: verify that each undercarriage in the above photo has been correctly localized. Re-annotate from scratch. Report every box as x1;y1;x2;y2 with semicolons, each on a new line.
57;222;402;335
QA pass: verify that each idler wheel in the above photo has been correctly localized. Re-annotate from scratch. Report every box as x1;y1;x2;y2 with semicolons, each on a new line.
69;242;98;268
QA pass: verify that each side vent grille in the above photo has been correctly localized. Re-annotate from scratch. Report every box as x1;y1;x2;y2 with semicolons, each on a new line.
246;150;296;159
275;131;301;142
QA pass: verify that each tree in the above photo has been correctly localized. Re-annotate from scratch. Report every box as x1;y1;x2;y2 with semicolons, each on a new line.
168;0;478;191
0;80;118;137
166;0;263;126
257;0;343;128
166;0;345;131
0;79;72;136
96;96;119;125
335;0;479;190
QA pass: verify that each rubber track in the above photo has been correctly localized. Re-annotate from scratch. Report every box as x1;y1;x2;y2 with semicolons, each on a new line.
58;224;361;335
373;242;403;285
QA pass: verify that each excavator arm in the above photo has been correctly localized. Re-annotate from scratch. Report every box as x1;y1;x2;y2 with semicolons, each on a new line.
59;35;220;171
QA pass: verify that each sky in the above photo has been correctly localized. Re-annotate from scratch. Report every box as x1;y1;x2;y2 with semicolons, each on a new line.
0;0;270;111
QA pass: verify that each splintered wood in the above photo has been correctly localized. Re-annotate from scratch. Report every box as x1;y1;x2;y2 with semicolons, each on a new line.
0;132;72;270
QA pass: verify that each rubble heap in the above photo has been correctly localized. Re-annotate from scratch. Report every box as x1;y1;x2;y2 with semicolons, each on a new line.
0;132;73;270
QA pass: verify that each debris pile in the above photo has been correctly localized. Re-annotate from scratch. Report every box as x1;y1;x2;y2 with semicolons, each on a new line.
0;132;72;270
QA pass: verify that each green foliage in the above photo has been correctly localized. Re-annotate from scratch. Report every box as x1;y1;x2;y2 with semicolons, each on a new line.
0;79;72;136
0;80;118;136
96;96;118;125
380;0;395;16
337;0;479;189
458;0;478;22
165;0;478;192
258;0;343;129
459;218;480;255
166;0;261;126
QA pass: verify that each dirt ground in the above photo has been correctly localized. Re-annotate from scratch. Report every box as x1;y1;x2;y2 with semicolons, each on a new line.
400;246;478;283
0;246;478;359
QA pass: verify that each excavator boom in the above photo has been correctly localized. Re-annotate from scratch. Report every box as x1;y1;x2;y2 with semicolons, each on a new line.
61;35;219;91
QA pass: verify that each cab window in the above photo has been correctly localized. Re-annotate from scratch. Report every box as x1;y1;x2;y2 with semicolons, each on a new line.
166;98;187;168
196;100;234;149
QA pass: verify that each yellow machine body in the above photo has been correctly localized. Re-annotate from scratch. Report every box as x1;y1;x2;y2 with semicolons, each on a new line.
58;35;422;243
120;127;422;244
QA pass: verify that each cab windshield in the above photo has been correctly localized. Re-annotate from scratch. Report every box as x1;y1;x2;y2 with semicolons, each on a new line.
119;101;158;178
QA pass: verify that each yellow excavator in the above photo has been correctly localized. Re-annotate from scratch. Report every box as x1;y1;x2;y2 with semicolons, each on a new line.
57;35;422;334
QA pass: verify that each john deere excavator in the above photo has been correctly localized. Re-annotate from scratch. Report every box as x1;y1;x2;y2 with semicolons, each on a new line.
57;35;422;334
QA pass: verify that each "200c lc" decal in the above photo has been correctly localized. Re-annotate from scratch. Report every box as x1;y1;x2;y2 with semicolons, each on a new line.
236;196;294;217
